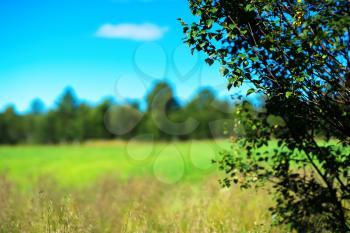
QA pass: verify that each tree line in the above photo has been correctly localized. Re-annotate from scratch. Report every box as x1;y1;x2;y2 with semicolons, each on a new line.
0;81;260;144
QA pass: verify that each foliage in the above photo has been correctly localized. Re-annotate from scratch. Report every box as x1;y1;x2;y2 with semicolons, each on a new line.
0;106;26;144
0;82;238;144
181;0;350;231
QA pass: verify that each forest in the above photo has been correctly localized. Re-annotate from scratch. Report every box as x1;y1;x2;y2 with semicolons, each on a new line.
0;81;258;144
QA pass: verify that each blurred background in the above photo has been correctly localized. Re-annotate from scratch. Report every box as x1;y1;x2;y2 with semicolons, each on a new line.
0;1;273;232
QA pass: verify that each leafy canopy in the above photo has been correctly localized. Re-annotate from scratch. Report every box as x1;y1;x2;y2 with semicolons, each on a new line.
181;0;350;231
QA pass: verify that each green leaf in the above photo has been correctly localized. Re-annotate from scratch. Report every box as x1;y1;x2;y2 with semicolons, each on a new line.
296;77;304;82
206;19;214;28
238;53;246;59
246;88;255;96
220;67;229;76
177;18;186;26
245;4;254;11
285;91;293;98
251;56;259;62
210;7;218;14
205;58;214;66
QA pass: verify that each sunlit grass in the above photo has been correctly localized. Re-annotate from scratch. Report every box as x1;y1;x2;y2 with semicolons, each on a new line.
0;140;232;187
0;140;297;232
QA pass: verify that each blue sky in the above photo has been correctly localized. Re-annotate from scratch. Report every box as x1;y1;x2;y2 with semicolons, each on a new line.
0;0;234;112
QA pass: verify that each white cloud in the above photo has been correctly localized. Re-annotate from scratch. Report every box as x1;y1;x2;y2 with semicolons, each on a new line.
96;23;168;41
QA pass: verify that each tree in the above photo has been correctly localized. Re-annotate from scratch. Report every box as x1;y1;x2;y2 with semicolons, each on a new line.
25;99;46;143
0;106;25;144
185;88;232;139
55;87;80;143
0;83;242;144
104;104;142;139
143;82;182;140
181;0;350;231
29;99;45;115
75;103;94;142
93;99;115;140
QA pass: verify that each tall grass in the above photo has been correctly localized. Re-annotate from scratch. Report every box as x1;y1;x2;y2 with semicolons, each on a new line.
0;141;293;232
0;174;289;233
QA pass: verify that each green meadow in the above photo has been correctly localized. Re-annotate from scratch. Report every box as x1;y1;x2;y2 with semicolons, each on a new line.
0;140;288;232
2;140;346;232
0;140;233;188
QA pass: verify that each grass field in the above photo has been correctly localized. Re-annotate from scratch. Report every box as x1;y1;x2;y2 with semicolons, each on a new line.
0;140;234;187
0;140;287;233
